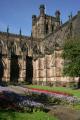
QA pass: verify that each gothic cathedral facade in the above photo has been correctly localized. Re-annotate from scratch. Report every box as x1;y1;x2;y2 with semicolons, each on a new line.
0;5;80;86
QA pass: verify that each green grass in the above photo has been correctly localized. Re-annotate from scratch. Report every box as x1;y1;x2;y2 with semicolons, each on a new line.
73;104;80;110
27;85;80;97
0;110;58;120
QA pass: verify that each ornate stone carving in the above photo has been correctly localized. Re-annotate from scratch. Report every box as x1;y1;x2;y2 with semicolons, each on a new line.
20;40;28;53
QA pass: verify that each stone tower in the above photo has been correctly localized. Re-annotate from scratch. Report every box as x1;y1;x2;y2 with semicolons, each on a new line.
32;5;61;39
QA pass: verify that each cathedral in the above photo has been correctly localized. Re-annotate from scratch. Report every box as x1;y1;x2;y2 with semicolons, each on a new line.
0;5;80;86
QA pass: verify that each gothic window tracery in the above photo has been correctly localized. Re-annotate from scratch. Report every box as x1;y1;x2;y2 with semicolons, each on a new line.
0;41;2;54
52;24;54;32
11;42;17;55
7;40;17;56
0;40;4;54
20;40;28;55
45;23;48;34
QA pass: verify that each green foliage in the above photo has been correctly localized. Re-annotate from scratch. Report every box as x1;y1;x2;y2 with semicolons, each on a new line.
62;37;80;77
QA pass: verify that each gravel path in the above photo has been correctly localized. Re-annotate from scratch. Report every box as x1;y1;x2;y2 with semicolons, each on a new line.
49;106;80;120
0;85;28;94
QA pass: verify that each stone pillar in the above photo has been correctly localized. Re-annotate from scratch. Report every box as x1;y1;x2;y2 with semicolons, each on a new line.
1;57;7;82
5;57;11;82
33;57;46;85
18;57;26;82
55;49;63;86
39;57;46;85
22;59;26;81
35;59;40;85
46;54;55;85
33;59;39;84
32;60;36;84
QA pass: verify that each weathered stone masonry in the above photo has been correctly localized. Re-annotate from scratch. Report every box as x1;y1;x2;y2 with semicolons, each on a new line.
0;5;80;85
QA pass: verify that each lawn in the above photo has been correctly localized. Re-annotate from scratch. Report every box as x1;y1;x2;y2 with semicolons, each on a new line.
0;110;58;120
27;85;80;97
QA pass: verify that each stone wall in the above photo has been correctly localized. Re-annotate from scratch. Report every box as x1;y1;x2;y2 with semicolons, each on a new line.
33;50;62;86
0;32;33;83
33;48;79;86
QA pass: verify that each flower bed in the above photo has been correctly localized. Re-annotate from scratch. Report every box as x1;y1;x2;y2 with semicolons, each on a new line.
28;88;80;105
29;88;72;96
0;89;44;112
0;86;80;112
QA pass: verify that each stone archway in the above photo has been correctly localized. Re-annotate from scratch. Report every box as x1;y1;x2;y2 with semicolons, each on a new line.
26;56;33;84
0;55;4;82
10;55;20;83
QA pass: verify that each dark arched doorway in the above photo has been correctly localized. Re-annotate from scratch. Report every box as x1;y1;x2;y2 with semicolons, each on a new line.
26;56;33;84
0;54;4;82
10;55;19;83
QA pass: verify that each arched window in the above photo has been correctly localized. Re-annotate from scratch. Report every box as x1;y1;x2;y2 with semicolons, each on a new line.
45;23;48;34
11;41;17;55
0;40;4;54
0;43;2;54
52;24;54;32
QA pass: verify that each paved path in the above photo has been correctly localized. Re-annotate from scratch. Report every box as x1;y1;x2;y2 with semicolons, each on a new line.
0;85;29;94
49;106;80;120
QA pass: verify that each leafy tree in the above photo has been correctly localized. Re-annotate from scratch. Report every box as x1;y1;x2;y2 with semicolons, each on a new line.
62;37;80;88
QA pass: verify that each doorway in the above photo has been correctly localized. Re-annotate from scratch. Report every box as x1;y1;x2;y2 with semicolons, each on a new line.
0;54;4;82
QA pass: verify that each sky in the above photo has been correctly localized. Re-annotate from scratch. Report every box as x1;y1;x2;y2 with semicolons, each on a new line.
0;0;80;36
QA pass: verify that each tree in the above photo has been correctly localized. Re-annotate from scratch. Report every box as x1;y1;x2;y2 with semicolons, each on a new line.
62;37;80;88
